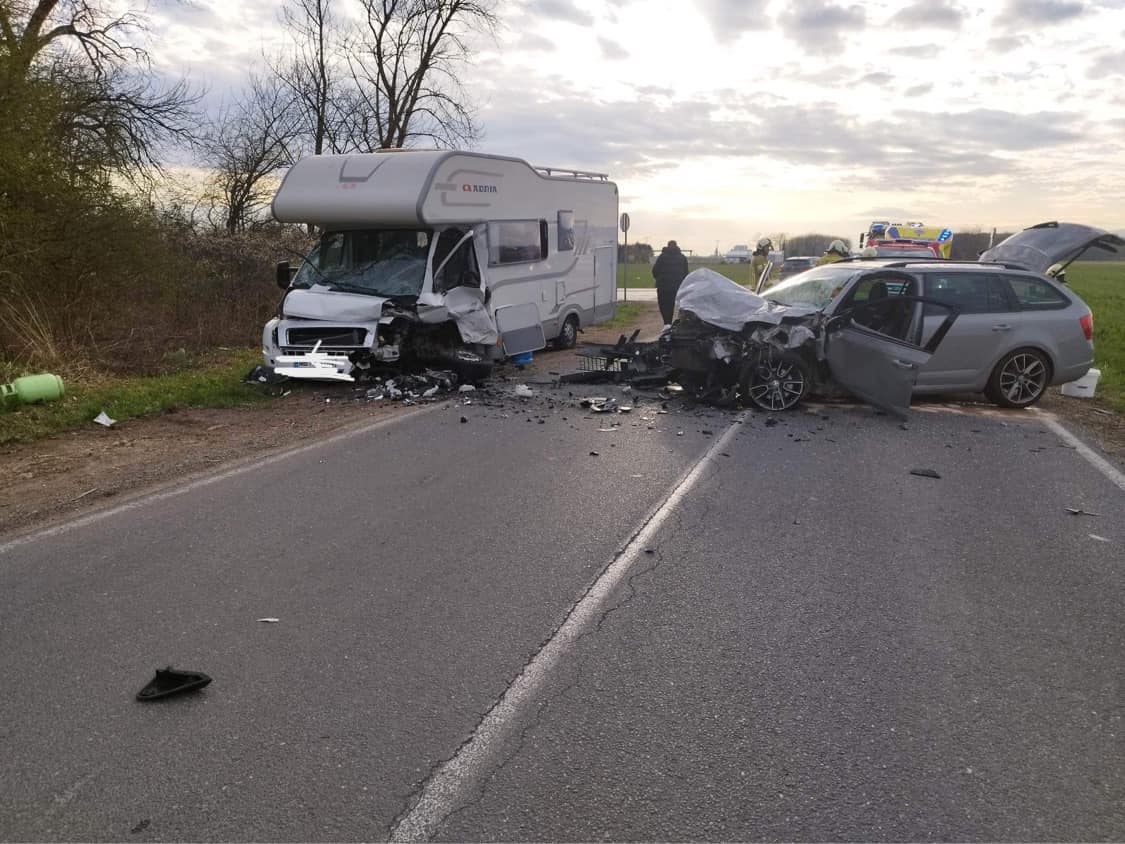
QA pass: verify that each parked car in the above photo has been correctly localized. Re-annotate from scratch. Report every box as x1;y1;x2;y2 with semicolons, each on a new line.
760;222;1122;408
778;256;818;279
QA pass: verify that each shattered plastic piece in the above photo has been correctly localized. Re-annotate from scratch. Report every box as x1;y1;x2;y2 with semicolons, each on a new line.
1065;507;1102;517
93;410;117;428
1089;534;1110;542
257;618;280;623
422;386;439;398
589;450;600;456
136;667;212;701
514;384;535;398
458;384;477;393
909;468;942;479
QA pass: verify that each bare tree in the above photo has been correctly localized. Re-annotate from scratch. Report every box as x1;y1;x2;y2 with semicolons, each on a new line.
271;0;341;157
202;74;299;234
344;0;497;151
0;0;199;174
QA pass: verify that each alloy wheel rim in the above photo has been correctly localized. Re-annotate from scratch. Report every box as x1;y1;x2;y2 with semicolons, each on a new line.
749;361;805;411
999;353;1046;404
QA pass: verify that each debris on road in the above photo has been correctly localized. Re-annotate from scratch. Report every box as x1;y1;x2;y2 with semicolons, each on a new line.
93;410;117;428
257;617;281;623
1089;534;1110;542
909;468;942;479
135;667;212;701
1065;507;1102;517
514;384;535;398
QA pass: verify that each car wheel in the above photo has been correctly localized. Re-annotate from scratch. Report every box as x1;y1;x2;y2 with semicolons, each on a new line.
740;353;810;412
555;315;579;350
985;348;1052;408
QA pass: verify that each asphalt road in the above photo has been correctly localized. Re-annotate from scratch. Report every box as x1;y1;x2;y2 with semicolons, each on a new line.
1;386;1122;842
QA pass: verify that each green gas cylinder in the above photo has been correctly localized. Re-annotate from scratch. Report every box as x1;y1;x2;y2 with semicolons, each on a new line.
1;373;65;405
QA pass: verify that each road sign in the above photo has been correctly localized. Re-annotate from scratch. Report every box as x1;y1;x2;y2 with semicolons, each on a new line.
620;213;630;234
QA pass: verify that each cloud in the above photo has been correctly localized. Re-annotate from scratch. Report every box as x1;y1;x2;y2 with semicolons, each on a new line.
887;44;943;59
905;83;934;96
1000;0;1088;25
522;0;595;26
598;36;629;60
479;87;1084;189
694;0;771;44
987;34;1028;51
778;1;867;51
889;0;966;28
516;32;558;52
858;71;894;85
1087;48;1125;78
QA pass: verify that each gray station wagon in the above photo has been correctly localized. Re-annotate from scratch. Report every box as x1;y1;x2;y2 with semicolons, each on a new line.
760;222;1122;409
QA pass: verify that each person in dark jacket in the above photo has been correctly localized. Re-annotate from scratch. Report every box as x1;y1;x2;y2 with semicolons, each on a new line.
652;240;690;328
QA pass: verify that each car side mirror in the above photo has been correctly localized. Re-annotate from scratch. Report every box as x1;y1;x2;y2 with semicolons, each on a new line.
276;261;293;290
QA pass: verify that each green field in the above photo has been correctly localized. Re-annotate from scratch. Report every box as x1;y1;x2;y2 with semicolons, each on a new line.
618;261;757;288
1067;262;1124;410
619;260;1125;410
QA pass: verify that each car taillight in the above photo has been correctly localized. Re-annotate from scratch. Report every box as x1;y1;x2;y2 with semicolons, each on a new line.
1079;312;1093;341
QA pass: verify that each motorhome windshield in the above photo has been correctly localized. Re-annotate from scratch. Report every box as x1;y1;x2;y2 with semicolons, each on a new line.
294;229;433;297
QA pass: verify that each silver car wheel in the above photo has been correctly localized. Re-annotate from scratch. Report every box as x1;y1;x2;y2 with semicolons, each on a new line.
748;358;806;412
999;352;1047;405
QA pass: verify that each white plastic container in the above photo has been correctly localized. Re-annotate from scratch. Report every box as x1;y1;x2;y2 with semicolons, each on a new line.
1061;368;1100;398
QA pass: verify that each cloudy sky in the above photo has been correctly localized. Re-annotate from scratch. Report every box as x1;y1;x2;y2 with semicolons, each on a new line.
148;0;1125;254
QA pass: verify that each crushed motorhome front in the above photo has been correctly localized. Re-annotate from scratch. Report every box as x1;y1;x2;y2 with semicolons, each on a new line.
264;150;620;381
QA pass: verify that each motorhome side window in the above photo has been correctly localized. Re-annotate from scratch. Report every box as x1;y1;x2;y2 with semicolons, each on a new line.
488;221;547;265
558;211;575;251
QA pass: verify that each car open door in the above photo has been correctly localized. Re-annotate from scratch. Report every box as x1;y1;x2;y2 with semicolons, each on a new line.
824;296;958;418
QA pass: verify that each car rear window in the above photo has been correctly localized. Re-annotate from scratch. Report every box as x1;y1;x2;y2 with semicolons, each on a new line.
923;272;1011;315
1004;274;1070;310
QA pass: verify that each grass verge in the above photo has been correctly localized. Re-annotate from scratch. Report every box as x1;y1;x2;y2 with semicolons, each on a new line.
1067;262;1125;411
0;349;270;445
598;302;647;329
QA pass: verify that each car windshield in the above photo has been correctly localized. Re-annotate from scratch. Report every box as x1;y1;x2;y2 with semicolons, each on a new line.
765;264;858;309
293;229;432;298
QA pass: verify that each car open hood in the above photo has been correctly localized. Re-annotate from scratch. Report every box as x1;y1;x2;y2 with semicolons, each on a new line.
283;286;387;321
979;222;1124;274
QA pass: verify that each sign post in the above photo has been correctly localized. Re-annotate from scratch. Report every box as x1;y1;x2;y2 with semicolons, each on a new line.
620;212;631;303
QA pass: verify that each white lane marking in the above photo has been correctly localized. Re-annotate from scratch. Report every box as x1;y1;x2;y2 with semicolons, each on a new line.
0;403;443;555
389;415;746;842
1034;409;1125;494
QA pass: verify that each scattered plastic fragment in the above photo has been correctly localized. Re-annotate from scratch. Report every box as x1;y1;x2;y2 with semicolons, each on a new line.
93;410;117;428
459;384;476;393
257;618;280;623
514;384;535;398
589;450;600;456
136;667;212;701
1065;507;1102;517
1089;534;1110;543
909;468;941;479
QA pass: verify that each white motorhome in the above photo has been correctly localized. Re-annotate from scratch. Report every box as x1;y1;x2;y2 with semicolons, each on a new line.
263;150;619;381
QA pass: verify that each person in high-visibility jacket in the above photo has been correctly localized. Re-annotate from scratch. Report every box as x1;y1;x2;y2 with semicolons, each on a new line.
817;239;850;266
750;237;772;289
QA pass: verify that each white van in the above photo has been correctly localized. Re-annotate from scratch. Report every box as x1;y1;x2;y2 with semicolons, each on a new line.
263;150;620;381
